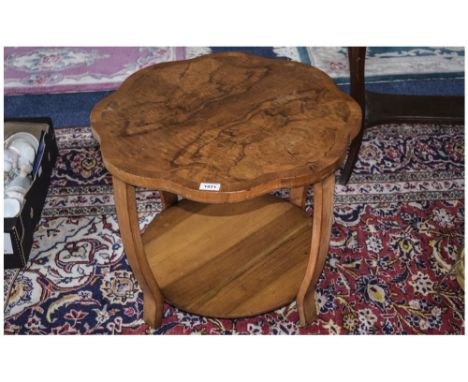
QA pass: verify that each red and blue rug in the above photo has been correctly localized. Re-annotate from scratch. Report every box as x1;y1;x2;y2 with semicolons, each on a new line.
4;123;464;334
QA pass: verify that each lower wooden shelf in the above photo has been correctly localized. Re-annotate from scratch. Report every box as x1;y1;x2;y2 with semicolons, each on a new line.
142;194;312;318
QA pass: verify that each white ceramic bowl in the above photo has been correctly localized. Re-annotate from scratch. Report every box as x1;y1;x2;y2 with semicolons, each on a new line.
4;148;19;169
5;132;39;166
6;175;31;194
5;132;39;151
4;198;21;218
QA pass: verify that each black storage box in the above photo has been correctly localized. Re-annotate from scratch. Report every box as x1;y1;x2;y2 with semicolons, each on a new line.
4;118;58;269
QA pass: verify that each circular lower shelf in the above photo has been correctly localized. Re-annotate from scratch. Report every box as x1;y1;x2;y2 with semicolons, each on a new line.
142;194;312;318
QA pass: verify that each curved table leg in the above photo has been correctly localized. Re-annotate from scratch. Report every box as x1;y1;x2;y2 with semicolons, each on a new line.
296;174;335;326
113;176;165;328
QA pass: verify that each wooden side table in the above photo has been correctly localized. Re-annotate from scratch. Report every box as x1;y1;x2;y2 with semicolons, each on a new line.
91;52;361;328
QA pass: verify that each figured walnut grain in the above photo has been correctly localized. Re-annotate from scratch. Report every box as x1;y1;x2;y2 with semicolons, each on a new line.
91;52;361;203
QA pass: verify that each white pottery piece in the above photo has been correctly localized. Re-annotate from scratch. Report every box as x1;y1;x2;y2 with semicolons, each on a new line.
4;198;21;218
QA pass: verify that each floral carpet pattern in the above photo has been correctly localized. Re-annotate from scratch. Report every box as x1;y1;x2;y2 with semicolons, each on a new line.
306;47;465;84
3;123;465;335
5;47;464;94
4;47;185;95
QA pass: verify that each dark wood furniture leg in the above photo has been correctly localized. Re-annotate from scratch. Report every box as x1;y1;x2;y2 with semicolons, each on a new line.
338;47;366;185
339;47;464;185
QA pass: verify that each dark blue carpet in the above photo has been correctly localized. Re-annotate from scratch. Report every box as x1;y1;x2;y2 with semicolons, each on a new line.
210;47;288;60
342;78;464;96
4;91;113;128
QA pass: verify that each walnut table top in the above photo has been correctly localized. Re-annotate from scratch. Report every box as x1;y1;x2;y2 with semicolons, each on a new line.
91;52;361;203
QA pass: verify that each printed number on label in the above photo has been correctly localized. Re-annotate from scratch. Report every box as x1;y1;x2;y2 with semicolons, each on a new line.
199;182;221;191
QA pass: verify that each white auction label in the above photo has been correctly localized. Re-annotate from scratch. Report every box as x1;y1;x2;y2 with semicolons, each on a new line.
199;182;221;191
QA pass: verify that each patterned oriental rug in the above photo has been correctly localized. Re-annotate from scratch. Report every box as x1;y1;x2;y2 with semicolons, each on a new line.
3;123;464;335
4;47;464;95
4;47;185;95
